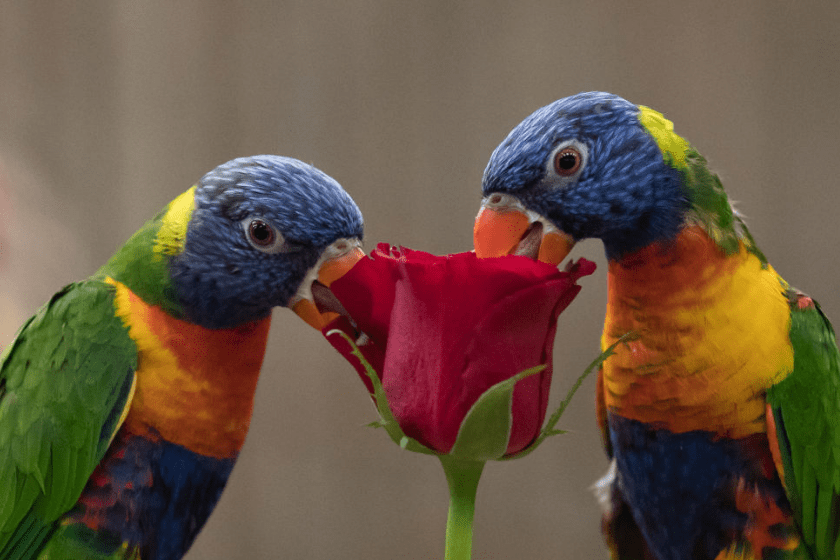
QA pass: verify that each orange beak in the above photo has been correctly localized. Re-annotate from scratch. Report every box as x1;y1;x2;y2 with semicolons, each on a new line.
293;246;365;330
473;203;575;266
317;246;366;288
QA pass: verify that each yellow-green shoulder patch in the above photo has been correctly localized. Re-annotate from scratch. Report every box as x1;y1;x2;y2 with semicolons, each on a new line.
637;105;689;169
103;277;139;446
153;186;196;258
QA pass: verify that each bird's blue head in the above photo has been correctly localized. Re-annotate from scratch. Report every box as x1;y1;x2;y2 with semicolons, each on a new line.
103;155;365;330
174;155;365;329
476;92;700;262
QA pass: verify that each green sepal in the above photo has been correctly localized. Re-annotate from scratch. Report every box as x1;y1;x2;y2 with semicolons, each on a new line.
330;328;635;462
326;329;437;456
449;365;544;461
502;331;637;461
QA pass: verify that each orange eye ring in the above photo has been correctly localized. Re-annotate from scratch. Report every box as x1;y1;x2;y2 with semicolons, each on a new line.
554;147;582;176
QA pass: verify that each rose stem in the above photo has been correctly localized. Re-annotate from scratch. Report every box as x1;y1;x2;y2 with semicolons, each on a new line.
440;456;485;560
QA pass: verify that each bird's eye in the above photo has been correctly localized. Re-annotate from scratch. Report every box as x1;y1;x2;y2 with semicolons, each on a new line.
554;147;582;176
242;217;285;253
249;219;275;246
546;140;588;186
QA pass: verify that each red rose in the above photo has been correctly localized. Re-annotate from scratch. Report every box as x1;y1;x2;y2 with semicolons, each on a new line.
323;244;594;457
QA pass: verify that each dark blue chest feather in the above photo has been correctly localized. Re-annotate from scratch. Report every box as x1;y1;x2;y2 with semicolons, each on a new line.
68;432;236;559
608;414;789;560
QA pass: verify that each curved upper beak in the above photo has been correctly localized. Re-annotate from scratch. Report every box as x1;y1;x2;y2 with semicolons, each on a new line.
292;239;365;330
473;193;575;265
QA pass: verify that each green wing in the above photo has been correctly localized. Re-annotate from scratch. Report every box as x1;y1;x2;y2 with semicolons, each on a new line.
767;293;840;559
0;280;137;559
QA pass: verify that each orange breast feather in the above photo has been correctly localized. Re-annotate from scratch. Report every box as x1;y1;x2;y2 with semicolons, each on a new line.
108;278;272;458
601;226;793;437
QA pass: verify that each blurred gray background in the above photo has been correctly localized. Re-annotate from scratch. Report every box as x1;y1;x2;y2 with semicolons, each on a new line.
1;2;839;559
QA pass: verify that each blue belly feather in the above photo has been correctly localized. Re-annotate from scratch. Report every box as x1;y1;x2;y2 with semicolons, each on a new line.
64;432;236;560
609;414;791;560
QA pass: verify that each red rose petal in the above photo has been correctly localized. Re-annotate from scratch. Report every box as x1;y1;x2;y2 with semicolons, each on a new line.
327;249;594;456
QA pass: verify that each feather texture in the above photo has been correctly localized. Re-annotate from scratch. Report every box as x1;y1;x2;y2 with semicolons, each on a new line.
0;281;136;559
478;92;840;559
0;155;364;559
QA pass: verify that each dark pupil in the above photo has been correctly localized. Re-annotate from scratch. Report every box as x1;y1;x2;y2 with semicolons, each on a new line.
558;153;577;170
250;220;274;244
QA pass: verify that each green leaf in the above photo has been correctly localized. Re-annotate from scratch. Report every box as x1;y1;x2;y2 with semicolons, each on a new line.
448;365;545;461
329;328;636;464
326;329;437;456
502;331;637;461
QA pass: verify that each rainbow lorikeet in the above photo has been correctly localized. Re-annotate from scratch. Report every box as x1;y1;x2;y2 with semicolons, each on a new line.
473;92;840;559
0;155;364;559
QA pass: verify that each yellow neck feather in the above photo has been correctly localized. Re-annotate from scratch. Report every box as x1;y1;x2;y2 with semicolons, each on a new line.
601;226;793;437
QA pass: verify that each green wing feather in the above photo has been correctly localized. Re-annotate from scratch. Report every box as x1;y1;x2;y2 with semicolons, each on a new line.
767;294;840;559
0;280;137;559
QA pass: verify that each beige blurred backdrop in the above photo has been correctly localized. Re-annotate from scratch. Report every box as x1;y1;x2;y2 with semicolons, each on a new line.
1;2;839;559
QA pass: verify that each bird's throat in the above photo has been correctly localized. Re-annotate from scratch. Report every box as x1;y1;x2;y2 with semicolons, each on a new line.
108;278;271;459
